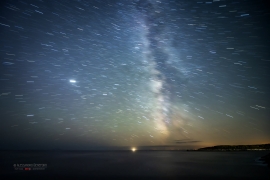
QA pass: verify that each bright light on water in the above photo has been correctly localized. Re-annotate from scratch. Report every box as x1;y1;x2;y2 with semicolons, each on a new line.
131;147;136;152
69;79;76;83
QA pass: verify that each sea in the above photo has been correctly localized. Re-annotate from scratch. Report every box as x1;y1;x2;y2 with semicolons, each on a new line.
0;151;269;179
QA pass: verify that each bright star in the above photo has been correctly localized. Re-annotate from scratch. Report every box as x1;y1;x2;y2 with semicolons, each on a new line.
69;79;76;83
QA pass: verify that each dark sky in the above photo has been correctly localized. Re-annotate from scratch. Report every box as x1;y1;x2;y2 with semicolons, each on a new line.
0;0;269;150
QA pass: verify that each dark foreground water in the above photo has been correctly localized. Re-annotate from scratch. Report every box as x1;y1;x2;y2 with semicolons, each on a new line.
0;151;269;180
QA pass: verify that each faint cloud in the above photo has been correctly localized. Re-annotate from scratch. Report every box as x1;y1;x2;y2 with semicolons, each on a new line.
174;139;201;144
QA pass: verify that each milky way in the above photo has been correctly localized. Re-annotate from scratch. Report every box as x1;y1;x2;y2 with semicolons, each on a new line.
0;0;269;150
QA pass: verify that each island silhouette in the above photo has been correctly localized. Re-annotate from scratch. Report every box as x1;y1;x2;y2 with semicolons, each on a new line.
195;143;270;167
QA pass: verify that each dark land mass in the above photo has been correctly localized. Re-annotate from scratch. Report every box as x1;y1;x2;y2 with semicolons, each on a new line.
197;143;270;151
196;143;270;167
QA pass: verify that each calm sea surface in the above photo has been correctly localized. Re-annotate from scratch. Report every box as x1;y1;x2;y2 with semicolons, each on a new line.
0;151;269;179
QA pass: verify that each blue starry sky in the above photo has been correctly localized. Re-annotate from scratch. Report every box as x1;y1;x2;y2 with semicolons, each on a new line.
0;0;269;150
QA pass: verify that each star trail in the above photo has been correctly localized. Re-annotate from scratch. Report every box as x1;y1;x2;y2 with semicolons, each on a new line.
0;0;269;150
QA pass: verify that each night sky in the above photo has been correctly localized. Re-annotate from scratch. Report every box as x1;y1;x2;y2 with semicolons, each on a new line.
1;0;269;150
